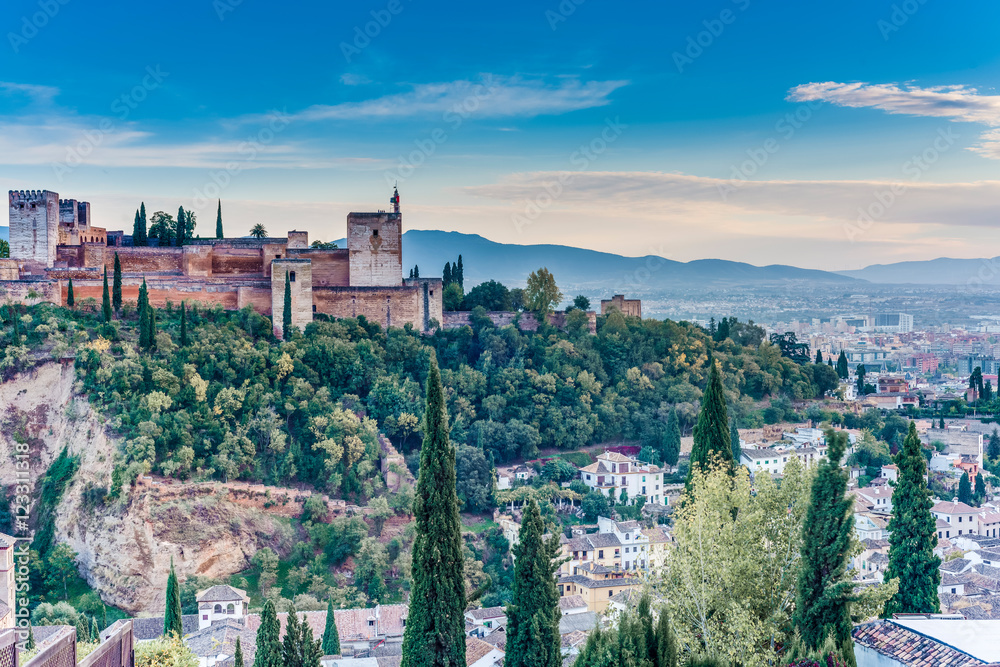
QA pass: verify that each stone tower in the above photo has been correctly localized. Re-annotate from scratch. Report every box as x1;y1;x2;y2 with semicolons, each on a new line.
9;190;59;267
347;189;402;287
271;259;313;339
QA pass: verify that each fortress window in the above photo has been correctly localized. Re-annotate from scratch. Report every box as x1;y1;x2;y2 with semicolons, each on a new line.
312;305;317;313
372;229;379;237
290;271;296;282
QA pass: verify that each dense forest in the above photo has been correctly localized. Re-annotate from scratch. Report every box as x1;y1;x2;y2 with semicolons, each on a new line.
1;297;842;498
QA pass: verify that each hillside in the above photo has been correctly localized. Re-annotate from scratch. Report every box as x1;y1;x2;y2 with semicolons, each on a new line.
836;256;1000;285
332;230;861;292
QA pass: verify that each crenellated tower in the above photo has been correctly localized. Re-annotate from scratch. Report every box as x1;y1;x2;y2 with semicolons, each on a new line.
347;189;403;287
9;189;59;267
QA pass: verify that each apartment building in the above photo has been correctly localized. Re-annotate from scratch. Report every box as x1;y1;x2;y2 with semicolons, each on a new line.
578;451;666;505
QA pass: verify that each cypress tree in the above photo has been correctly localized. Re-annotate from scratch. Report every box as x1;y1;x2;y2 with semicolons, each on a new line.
456;255;464;290
76;616;90;643
12;305;20;341
636;595;657;667
400;354;466;667
102;266;112;323
413;265;419;279
301;617;322;667
283;271;293;341
655;610;678;667
216;200;224;239
958;472;973;505
164;557;183;638
67;278;75;308
137;278;149;318
828;358;834;368
26;624;35;650
836;351;849;379
254;600;282;667
91;617;100;642
688;359;732;486
663;409;681;468
322;599;340;656
176;206;186;246
975;473;987;505
989;429;1000;460
139;305;150;350
234;637;245;667
505;499;561;667
180;302;188;347
939;416;945;429
282;605;303;667
883;422;940;616
148;305;157;350
112;253;122;313
443;262;452;286
730;421;741;463
138;203;148;246
793;430;857;665
815;349;823;364
132;210;140;242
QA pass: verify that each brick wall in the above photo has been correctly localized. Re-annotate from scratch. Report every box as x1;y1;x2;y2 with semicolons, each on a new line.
347;212;402;287
289;248;349;287
0;260;18;281
9;190;59;267
404;278;443;330
61;278;246;311
212;247;264;275
237;286;272;315
183;245;213;277
0;279;60;305
272;260;313;338
314;285;421;331
106;247;183;273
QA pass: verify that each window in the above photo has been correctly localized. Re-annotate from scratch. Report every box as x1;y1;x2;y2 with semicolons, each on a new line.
368;620;375;627
312;305;317;313
203;615;208;621
598;550;604;559
402;620;406;627
642;476;646;482
609;590;614;598
214;605;222;614
373;229;379;237
586;475;591;481
290;271;296;282
227;604;235;614
624;547;629;554
952;588;957;594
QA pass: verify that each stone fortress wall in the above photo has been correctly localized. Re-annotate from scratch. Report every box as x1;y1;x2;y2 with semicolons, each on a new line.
4;186;442;334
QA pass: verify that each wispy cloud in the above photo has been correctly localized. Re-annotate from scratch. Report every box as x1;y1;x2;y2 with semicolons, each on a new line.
0;81;59;106
340;73;372;86
279;75;627;122
788;81;1000;158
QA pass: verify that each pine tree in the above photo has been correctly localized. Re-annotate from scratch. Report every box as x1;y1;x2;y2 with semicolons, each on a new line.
67;278;75;308
283;605;303;667
730;421;741;463
836;351;849;379
102;266;112;323
883;422;940;616
815;349;823;364
254;600;282;667
301;617;322;667
443;262;452;286
234;637;245;667
959;472;973;505
663;409;681;468
138;203;148;246
505;499;561;667
283;270;293;341
322;599;340;656
655;610;678;667
91;616;100;642
176;206;186;246
11;305;20;341
164;557;183;638
76;616;90;643
688;359;732;487
400;355;466;667
661;408;681;466
180;302;188;347
216;200;224;239
112;253;123;313
793;430;857;665
456;255;464;291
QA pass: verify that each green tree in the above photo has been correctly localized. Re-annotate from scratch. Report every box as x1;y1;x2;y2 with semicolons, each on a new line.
400;355;467;667
44;543;77;600
730;421;741;463
655;610;678;667
572;295;591;311
26;624;35;650
91;616;100;643
836;351;849;379
455;255;464;291
250;224;267;238
282;604;303;667
958;472;973;505
443;282;464;311
688;360;732;488
138;277;148;316
138;203;148;246
112;253;123;312
164;558;183;638
176;206;186;246
793;430;857;665
855;364;867;397
283;271;293;341
443;261;452;286
463;280;511;311
883;422;940;616
76;615;90;643
253;599;282;667
974;473;987;506
180;302;188;347
663;409;681;468
67;278;75;308
216;200;224;239
322;599;341;656
525;268;562;316
0;239;7;258
234;637;245;667
815;349;823;364
149;211;175;244
301;615;322;667
505;499;561;667
989;429;1000;461
102;266;112;323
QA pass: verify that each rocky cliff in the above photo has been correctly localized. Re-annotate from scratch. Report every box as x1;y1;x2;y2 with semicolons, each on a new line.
0;363;294;614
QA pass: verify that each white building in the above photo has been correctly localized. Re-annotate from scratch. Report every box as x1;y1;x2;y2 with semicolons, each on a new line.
579;452;665;505
740;445;821;478
0;533;17;631
597;518;650;571
931;500;981;537
196;585;249;630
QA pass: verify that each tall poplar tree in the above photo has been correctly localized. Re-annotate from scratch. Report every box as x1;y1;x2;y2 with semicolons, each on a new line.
663;409;681;468
164;558;183;638
793;430;857;665
688;359;732;487
101;266;112;323
67;278;75;308
216;200;224;238
505;499;560;667
112;253;123;313
254;600;282;667
322;599;341;656
301;619;322;667
400;355;466;667
283;271;293;341
883;422;940;616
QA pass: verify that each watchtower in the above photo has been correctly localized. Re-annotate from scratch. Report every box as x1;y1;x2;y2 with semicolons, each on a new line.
347;188;402;287
9;190;59;267
271;259;313;339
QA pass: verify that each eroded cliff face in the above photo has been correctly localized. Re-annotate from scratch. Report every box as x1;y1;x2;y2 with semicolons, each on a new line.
0;363;293;614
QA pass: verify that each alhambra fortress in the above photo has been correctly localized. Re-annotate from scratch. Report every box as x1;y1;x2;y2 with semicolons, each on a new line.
1;188;443;336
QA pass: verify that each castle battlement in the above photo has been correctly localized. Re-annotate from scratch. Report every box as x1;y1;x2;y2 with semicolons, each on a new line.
9;189;58;204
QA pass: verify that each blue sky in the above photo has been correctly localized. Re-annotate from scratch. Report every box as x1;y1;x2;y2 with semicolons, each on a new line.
2;0;1000;269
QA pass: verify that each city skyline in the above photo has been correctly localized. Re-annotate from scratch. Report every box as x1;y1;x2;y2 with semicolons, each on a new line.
2;0;1000;270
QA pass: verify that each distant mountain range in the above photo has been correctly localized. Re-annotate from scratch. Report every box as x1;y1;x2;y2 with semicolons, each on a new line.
835;257;1000;286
